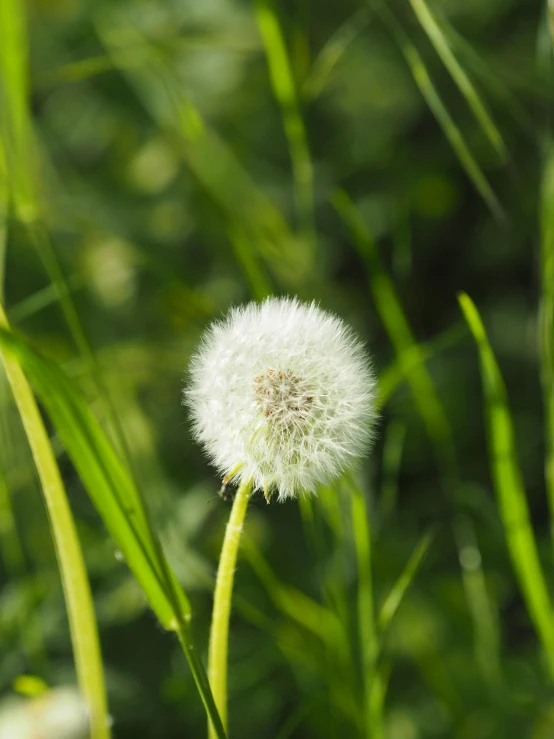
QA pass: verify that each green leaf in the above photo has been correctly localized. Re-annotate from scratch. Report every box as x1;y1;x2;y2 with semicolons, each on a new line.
0;326;227;738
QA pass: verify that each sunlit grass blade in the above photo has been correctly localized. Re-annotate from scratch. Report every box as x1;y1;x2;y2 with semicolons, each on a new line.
0;326;227;738
540;145;554;550
0;304;110;739
458;292;554;678
303;8;371;100
0;0;36;222
408;0;508;162
343;475;383;739
371;3;504;221
253;0;315;243
378;530;434;632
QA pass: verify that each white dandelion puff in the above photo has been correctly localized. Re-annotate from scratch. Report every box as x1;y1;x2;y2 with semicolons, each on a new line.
185;296;377;501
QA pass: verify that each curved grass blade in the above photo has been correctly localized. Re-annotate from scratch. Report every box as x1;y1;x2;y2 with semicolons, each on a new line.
0;304;110;739
303;8;371;101
540;146;554;550
253;0;315;244
372;3;504;221
459;292;554;679
0;326;227;738
408;0;508;162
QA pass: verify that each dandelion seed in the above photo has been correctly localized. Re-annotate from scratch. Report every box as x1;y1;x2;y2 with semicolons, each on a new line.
185;296;377;501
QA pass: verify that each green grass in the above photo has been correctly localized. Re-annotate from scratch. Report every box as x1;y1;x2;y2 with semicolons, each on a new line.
0;326;227;739
1;0;553;736
459;292;554;679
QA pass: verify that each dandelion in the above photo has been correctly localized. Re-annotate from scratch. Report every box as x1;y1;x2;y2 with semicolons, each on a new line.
186;296;377;502
185;296;377;737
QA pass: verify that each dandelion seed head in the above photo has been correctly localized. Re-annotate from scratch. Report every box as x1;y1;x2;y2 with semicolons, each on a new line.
185;297;377;501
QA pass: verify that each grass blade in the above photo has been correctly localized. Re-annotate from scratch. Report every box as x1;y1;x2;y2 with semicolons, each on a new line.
344;476;383;739
0;304;110;739
408;0;508;162
372;3;504;221
458;292;554;678
0;0;37;221
454;516;503;690
540;145;554;550
303;8;371;101
379;420;406;520
253;0;315;243
0;326;227;738
378;530;434;632
333;190;453;451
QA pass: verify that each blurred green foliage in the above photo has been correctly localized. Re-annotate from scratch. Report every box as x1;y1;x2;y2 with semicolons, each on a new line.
1;0;554;737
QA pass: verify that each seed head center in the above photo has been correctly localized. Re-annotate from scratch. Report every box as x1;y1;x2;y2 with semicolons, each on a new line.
253;368;313;425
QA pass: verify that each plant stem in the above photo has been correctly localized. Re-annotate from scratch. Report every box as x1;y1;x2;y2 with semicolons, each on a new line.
0;302;110;739
208;477;252;738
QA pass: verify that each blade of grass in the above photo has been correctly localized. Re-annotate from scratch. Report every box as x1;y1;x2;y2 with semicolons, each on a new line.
228;225;273;300
253;0;315;244
242;532;360;730
379;420;406;521
371;3;504;221
454;516;503;691
408;0;507;162
0;326;226;738
344;475;383;739
333;190;453;453
303;8;371;101
378;530;434;632
540;145;554;551
0;304;110;739
0;0;36;222
459;292;554;679
377;322;467;410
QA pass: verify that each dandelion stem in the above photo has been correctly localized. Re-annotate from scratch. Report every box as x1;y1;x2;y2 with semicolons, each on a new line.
208;477;252;738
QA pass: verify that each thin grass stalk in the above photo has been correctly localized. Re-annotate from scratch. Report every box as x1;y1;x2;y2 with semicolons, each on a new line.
540;146;554;551
253;0;315;245
459;292;554;679
208;478;253;738
348;478;383;739
0;302;110;739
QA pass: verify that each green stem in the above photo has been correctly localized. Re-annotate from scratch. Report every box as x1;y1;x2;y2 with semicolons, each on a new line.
0;303;109;739
208;477;252;738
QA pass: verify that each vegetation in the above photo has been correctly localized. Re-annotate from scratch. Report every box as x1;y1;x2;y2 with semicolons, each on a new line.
0;0;553;737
